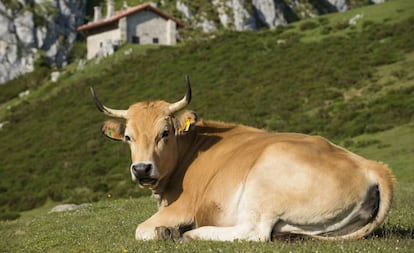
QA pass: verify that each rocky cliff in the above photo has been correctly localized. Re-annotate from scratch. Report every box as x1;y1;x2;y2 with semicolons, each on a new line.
0;0;85;84
174;0;384;32
0;0;383;84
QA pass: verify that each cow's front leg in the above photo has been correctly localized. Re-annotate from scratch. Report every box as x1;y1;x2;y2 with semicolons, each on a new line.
135;219;158;240
136;222;181;240
135;201;193;240
155;226;181;240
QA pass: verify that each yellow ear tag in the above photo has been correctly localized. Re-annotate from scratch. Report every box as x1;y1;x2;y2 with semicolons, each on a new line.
184;118;191;132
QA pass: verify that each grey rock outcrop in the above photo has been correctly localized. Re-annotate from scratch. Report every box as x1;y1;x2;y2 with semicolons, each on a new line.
173;0;382;31
176;1;192;21
328;0;348;12
0;0;85;84
371;0;385;3
49;203;89;213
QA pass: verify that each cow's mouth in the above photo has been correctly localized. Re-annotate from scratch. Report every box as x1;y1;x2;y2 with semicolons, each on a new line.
138;178;158;187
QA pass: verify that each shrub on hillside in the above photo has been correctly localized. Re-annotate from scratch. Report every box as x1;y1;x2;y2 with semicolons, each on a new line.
0;211;20;221
317;17;329;25
362;20;375;30
0;67;50;104
334;21;350;30
299;20;319;31
320;26;332;35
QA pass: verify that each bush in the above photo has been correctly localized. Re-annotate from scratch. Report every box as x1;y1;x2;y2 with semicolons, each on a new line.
334;21;350;30
299;20;319;31
320;26;332;35
317;17;329;25
362;20;376;30
0;211;20;221
9;194;47;212
391;68;408;80
68;41;87;61
352;139;382;148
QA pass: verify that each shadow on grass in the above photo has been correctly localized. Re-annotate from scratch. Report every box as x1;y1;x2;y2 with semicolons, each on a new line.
270;225;414;242
370;226;414;239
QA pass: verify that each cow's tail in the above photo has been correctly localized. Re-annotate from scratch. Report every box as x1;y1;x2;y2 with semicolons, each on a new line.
315;162;395;240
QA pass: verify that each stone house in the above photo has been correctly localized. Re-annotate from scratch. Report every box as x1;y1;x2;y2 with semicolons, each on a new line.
77;1;184;59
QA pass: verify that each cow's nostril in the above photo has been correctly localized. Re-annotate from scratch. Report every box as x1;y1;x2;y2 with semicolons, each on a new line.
144;164;152;174
132;163;153;178
131;164;138;174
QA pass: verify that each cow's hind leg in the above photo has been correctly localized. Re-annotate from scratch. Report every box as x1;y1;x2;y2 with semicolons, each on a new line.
183;221;276;241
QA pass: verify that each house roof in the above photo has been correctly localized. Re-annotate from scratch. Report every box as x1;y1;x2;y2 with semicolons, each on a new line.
77;3;185;32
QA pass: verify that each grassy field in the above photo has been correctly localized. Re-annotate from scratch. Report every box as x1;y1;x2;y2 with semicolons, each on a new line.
0;0;413;251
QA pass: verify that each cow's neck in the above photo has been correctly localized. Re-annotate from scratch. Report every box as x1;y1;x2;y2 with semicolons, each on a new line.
153;121;236;207
150;130;198;207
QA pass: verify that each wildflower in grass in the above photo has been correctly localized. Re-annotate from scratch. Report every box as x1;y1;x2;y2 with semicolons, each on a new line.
107;193;112;198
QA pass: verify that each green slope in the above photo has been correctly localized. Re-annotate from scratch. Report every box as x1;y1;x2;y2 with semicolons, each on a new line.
0;0;413;219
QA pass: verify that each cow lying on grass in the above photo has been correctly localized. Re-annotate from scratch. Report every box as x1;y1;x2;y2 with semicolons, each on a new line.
91;76;394;241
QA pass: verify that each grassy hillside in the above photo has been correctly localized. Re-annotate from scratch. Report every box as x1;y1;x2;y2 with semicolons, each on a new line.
0;0;413;223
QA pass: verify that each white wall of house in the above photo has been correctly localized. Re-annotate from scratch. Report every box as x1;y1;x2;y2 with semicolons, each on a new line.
86;28;121;59
126;11;176;45
166;19;176;45
84;10;178;59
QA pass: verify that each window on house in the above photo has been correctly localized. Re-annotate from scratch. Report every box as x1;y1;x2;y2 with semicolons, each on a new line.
132;36;140;44
153;38;159;44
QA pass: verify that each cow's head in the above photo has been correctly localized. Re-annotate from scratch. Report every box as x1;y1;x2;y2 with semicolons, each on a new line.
91;76;197;189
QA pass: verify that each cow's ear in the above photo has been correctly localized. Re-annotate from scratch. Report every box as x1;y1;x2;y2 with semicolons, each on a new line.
102;119;125;141
174;110;198;135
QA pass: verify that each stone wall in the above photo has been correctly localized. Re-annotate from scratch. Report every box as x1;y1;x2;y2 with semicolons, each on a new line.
86;28;121;59
127;10;175;45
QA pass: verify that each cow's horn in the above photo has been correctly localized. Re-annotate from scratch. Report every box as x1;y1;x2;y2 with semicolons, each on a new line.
90;87;127;118
169;75;192;113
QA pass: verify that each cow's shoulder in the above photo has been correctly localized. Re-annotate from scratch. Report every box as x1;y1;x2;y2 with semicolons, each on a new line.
195;120;265;136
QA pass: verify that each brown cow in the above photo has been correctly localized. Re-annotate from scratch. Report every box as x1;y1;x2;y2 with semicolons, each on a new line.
91;76;394;241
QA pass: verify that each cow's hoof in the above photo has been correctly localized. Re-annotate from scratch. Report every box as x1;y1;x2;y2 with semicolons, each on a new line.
155;226;181;241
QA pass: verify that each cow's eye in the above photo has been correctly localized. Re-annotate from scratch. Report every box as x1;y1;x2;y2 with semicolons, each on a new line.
161;128;169;139
125;135;131;142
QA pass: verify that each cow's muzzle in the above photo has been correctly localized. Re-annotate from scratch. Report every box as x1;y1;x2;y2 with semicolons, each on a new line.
131;162;159;187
